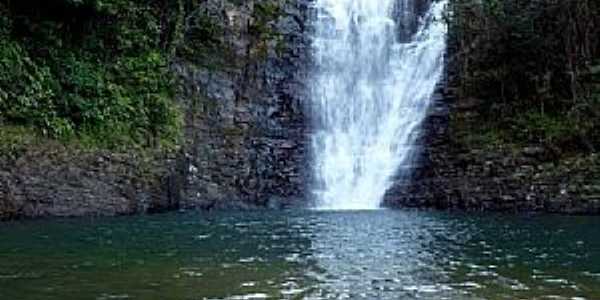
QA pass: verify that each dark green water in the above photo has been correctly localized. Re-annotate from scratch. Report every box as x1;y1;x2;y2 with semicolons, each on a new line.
1;210;599;299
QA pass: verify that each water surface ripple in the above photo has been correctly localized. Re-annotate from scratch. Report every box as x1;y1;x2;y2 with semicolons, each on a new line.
1;210;599;299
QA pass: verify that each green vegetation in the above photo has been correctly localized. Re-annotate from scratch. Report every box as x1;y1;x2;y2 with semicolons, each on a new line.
450;0;600;156
250;2;281;39
0;0;286;152
0;0;185;149
177;1;231;68
0;125;39;161
251;2;285;58
178;0;284;67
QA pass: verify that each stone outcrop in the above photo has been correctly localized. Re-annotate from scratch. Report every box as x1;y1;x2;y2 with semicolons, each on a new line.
171;0;310;210
384;70;600;215
0;143;179;220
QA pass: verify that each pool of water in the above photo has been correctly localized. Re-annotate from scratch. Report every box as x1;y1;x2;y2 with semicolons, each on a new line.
1;210;599;299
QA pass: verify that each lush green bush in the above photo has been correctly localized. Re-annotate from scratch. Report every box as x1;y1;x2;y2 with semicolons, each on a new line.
0;0;184;149
0;39;63;136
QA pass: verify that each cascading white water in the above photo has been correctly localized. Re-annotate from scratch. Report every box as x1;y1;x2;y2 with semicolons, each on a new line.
310;0;448;210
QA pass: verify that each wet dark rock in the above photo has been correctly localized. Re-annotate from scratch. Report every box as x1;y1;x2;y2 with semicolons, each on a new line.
159;0;312;211
0;145;179;220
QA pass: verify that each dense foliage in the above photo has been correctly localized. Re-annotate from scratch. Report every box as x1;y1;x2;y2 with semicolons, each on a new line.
449;0;600;155
0;0;283;149
0;0;185;148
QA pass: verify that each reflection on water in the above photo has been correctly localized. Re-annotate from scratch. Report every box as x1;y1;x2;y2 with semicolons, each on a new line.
0;210;599;299
306;211;458;298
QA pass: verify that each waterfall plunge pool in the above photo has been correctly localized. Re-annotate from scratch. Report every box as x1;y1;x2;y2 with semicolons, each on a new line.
1;210;599;299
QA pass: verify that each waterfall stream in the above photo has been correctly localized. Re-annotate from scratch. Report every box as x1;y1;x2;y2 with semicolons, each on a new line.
310;0;448;210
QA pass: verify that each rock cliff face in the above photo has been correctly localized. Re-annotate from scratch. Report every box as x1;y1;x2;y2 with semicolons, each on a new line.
172;0;311;209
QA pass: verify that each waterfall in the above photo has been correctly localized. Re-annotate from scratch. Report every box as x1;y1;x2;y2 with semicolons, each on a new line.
310;0;448;210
